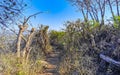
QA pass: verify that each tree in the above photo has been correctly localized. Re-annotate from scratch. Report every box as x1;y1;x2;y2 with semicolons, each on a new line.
69;0;91;22
0;0;26;28
106;0;120;28
115;0;120;16
107;0;115;18
68;0;107;27
96;0;106;26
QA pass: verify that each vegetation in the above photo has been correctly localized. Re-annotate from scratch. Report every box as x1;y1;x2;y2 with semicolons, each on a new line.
49;30;65;46
0;0;120;75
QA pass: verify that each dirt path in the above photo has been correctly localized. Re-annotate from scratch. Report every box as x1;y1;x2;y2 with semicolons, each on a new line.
39;51;61;75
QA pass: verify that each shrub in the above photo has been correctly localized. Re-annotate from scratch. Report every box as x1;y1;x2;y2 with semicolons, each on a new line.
49;30;65;46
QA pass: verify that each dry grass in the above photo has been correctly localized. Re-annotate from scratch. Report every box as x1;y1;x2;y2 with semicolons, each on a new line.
0;53;45;75
59;51;97;75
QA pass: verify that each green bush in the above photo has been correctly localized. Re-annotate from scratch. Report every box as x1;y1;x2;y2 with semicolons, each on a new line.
113;16;120;29
49;30;65;45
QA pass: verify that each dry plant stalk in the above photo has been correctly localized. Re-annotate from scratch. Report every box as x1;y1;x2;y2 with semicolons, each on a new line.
90;34;96;47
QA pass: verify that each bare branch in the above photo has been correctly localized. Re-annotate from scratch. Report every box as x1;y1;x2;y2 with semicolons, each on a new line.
23;12;45;26
22;28;35;59
100;54;120;67
16;25;28;58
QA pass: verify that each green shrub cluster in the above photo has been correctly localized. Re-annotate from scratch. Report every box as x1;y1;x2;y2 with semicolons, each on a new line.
49;30;65;45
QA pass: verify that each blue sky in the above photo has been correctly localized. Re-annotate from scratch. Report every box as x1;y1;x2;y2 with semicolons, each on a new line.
23;0;82;30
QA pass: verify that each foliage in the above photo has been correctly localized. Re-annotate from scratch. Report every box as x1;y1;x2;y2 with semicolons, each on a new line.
49;30;65;45
1;0;120;74
31;25;53;57
58;18;120;75
113;16;120;29
63;19;100;52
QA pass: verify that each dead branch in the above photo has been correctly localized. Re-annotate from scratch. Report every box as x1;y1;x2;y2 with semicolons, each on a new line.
90;34;96;47
22;28;35;60
16;25;28;57
21;35;27;42
100;54;120;67
23;12;44;26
